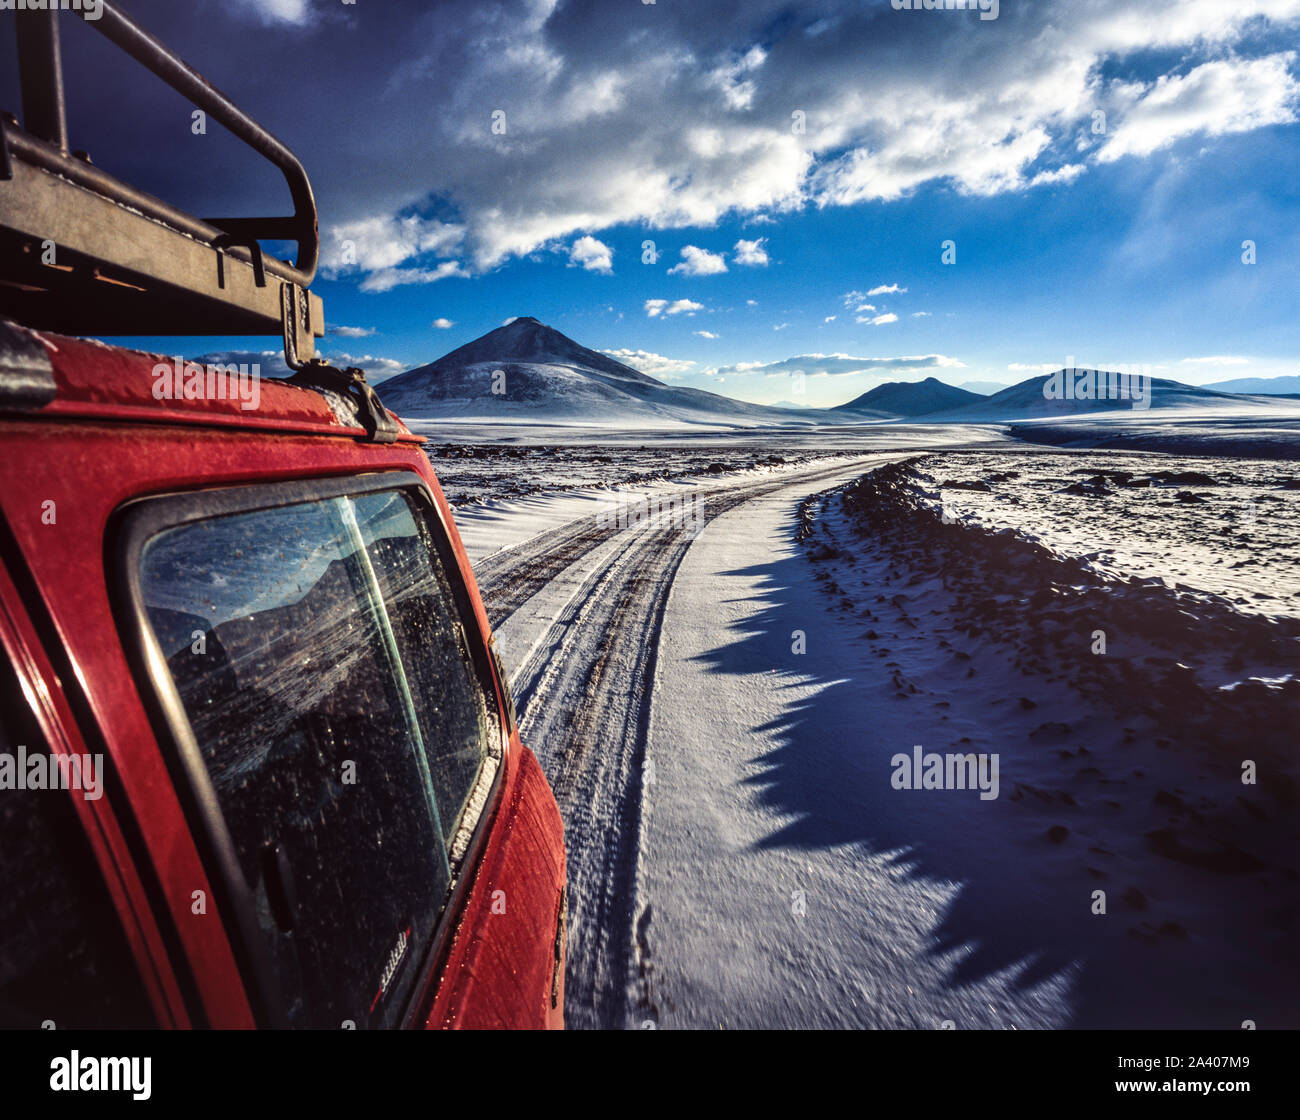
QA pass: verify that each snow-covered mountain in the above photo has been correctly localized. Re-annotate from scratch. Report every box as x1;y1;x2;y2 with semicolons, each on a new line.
376;334;1300;431
929;370;1279;420
833;376;984;417
375;317;816;428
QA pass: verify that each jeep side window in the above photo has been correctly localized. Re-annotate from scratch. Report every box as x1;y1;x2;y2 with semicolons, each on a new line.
0;654;155;1029
135;487;497;1028
350;490;497;855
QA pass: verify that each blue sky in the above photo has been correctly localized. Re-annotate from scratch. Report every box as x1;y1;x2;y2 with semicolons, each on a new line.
5;0;1298;406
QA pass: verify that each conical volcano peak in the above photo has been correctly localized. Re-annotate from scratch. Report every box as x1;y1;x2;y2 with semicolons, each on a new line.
373;316;818;427
495;315;545;336
418;316;658;384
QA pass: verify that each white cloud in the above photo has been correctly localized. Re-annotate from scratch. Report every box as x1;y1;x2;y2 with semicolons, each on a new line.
810;10;1300;205
554;70;629;126
431;318;455;329
695;330;720;339
1030;163;1087;187
859;312;898;325
733;237;769;266
867;283;906;296
824;315;837;322
773;322;790;330
668;245;729;276
312;1;1300;273
645;298;705;317
232;0;313;25
1098;54;1300;163
1009;362;1058;372
716;352;964;377
601;348;695;379
1180;355;1251;365
324;215;464;275
911;311;931;318
327;324;375;339
569;235;614;274
359;261;468;293
843;290;887;311
709;45;768;111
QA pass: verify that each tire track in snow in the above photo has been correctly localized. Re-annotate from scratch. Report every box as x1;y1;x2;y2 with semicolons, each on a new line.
476;456;893;1028
475;513;619;628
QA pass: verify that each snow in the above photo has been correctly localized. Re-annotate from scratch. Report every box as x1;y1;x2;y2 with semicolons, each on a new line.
435;429;1297;1028
451;451;901;565
454;488;623;566
1009;410;1300;459
378;317;821;429
929;373;1300;421
917;449;1300;622
632;460;1074;1028
381;327;1300;435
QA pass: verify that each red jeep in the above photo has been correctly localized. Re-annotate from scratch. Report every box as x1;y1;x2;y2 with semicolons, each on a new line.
0;4;565;1029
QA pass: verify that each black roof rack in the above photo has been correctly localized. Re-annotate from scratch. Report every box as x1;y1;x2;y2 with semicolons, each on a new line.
0;3;322;365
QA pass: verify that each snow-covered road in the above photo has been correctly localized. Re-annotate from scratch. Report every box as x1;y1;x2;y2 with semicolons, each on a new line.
632;464;1071;1029
454;455;1073;1029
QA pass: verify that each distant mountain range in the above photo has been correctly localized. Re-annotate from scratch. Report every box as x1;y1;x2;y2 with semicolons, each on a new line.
926;370;1282;420
376;320;1300;427
1202;375;1300;396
